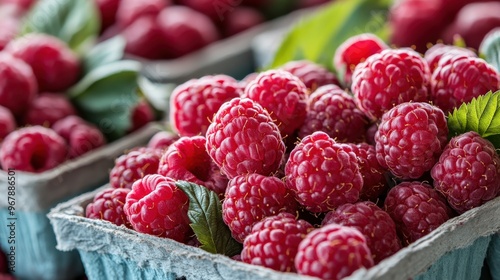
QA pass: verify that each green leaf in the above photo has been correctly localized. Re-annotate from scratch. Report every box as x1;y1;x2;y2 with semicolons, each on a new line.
21;0;100;52
480;28;500;72
81;35;126;75
447;90;500;148
269;0;392;71
175;181;242;257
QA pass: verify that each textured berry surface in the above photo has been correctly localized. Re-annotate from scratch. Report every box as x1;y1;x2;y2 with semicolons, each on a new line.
285;131;363;213
158;136;228;196
431;131;500;214
280;60;340;92
124;174;191;242
0;126;67;172
147;130;179;150
322;201;401;264
205;97;285;179
431;55;500;113
241;213;314;272
375;102;448;179
0;105;16;142
352;49;431;121
295;224;374;280
22;93;76;127
244;69;308;137
110;147;163;189
86;187;132;228
298;84;369;143
384;181;453;246
424;43;476;72
169;75;242;137
223;173;298;243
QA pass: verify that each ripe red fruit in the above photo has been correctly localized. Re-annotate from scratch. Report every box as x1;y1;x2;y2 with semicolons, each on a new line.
22;93;76;127
129;99;155;133
295;224;374;280
116;0;170;29
122;16;166;60
0;16;19;51
222;7;265;37
176;0;220;22
280;60;340;92
95;0;121;32
147;131;179;150
424;43;476;72
0;105;16;142
86;187;132;228
109;147;163;189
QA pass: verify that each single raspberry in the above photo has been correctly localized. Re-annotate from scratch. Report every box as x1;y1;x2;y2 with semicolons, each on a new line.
280;60;340;92
222;173;299;243
158;136;229;196
375;102;448;180
298;84;369;143
147;130;179;150
116;0;170;29
169;75;242;137
424;43;476;72
96;0;120;32
222;7;265;38
124;174;191;242
241;212;314;272
0;16;19;52
85;187;132;228
322;201;401;264
430;55;500;114
0;126;67;172
244;69;308;137
295;224;374;280
109;147;163;189
384;181;453;246
334;33;388;86
52;116;106;159
0;273;16;280
5;33;80;92
0;53;37;117
431;131;500;214
129;99;155;133
123;15;166;60
351;48;431;121
205;97;286;179
0;106;16;142
22;93;76;127
176;0;220;22
285;131;363;213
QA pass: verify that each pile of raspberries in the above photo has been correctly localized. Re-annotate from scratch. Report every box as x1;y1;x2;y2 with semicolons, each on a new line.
84;32;500;280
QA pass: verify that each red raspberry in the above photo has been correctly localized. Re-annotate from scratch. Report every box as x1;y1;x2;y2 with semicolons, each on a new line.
147;130;179;150
205;97;286;179
285;131;363;213
334;33;388;86
384;181;453;246
430;55;500;114
169;75;242;137
352;49;431;121
375;102;448;180
22;93;76;127
241;212;314;272
129;99;155;133
52;116;106;159
0;273;15;280
0;16;19;52
85;187;132;228
158;136;229;196
424;43;476;72
116;0;170;29
222;173;299;243
123;15;166;60
239;72;259;90
109;147;163;189
95;0;121;32
5;33;80;92
298;84;369;143
124;174;191;242
0;106;16;142
280;60;340;92
322;201;401;264
295;224;374;280
0;126;67;172
222;7;265;37
0;53;37;117
431;131;500;214
244;69;308;137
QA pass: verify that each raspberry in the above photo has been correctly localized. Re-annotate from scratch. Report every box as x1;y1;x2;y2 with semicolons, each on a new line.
96;0;120;32
285;131;363;213
430;55;500;114
298;84;369;143
169;75;242;137
124;174;191;242
384;181;453;246
375;102;448;180
147;130;179;150
85;187;132;228
0;126;67;172
109;147;163;189
0;53;37;117
0;16;18;52
280;60;340;92
244;70;308;137
0;105;16;142
129;99;155;133
123;15;166;60
334;33;388;86
424;43;476;72
351;49;431;121
158;136;229;196
295;224;374;280
222;173;299;243
239;72;259;90
241;213;314;272
222;7;265;37
22;93;76;127
52;116;106;159
176;0;220;22
431;131;500;214
116;0;170;29
205;97;286;179
5;33;80;92
322;201;402;264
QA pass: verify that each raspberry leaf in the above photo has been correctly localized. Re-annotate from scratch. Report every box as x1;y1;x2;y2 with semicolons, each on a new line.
480;28;500;72
448;90;500;149
176;181;242;257
82;36;126;75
